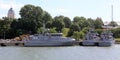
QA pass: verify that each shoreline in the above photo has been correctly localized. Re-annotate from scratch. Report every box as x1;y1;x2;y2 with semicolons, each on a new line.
0;40;120;47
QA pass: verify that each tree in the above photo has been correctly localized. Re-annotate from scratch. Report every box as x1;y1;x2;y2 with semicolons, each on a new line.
72;31;85;41
73;16;81;23
63;17;71;28
73;31;80;41
95;29;103;35
94;17;104;29
108;21;118;27
49;28;57;33
0;18;14;39
74;16;88;30
110;28;120;38
87;18;95;28
52;15;65;32
42;11;52;27
19;4;44;34
52;20;64;32
67;23;80;37
81;27;89;34
62;28;69;37
70;23;80;32
78;20;89;30
46;21;52;28
54;15;64;21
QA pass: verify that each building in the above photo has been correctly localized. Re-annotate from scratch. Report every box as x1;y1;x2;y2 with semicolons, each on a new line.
102;21;120;29
7;8;15;18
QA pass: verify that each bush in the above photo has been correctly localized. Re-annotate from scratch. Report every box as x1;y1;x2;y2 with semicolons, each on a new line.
72;31;85;41
79;31;85;39
81;27;89;34
95;29;103;35
62;28;69;37
110;28;120;38
67;30;74;37
49;28;57;33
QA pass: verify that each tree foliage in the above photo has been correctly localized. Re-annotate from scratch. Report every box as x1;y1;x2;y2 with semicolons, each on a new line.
94;17;104;29
52;19;64;32
110;28;120;38
108;21;118;27
72;31;85;41
19;4;44;34
63;17;71;28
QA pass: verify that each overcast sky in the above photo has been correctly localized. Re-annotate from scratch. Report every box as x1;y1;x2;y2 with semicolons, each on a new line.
0;0;120;22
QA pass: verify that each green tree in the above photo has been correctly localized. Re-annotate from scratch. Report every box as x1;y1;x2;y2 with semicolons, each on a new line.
52;15;65;32
108;21;118;27
46;21;52;28
79;31;85;39
74;16;88;30
54;15;64;21
42;11;52;27
72;31;85;41
62;28;69;37
70;23;80;31
73;31;80;41
52;20;64;32
87;18;95;27
63;17;71;28
0;17;15;39
67;23;80;37
73;16;81;23
19;4;44;34
95;29;103;35
81;27;89;34
49;28;57;33
110;28;120;38
94;17;104;29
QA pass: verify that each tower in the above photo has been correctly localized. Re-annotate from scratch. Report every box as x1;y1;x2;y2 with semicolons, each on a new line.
7;8;15;18
111;5;113;21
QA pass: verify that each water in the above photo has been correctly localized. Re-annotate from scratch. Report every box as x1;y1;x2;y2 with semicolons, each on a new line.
0;45;120;60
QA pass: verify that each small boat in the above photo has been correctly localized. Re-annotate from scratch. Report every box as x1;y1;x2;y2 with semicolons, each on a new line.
82;30;99;46
98;31;115;46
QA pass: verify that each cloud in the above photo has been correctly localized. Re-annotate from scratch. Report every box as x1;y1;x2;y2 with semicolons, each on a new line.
55;8;71;13
0;0;24;10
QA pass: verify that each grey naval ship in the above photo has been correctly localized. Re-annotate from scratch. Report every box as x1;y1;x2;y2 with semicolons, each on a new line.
82;30;99;46
82;29;115;46
98;31;115;46
23;33;75;47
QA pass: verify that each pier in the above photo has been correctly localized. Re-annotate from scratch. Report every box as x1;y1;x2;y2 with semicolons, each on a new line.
0;39;24;46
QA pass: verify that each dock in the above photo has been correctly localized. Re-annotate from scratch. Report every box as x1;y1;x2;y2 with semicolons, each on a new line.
0;39;24;46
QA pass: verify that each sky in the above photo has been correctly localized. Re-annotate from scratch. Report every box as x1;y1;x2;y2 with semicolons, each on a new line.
0;0;120;22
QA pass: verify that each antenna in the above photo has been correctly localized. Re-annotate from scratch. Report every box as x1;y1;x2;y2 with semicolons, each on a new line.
111;5;113;21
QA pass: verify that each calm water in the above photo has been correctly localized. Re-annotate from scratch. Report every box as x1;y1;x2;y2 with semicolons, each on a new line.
0;45;120;60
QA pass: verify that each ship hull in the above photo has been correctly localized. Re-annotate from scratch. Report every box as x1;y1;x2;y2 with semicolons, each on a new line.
24;40;75;47
98;40;115;46
82;40;98;46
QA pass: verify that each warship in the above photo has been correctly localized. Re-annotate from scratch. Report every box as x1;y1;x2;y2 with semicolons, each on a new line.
82;29;99;46
23;33;75;47
98;31;115;46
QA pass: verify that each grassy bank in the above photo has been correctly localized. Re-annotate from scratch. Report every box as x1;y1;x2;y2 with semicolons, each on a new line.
115;38;120;44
